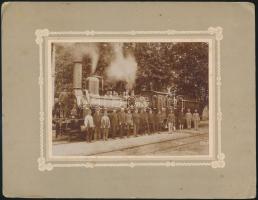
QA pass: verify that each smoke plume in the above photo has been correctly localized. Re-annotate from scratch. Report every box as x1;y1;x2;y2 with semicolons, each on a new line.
57;43;99;73
106;43;138;89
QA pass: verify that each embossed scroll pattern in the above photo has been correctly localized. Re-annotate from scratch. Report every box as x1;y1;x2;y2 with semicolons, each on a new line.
36;27;224;170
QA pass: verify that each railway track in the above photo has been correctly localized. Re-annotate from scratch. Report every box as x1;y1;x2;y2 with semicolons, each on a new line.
92;132;208;156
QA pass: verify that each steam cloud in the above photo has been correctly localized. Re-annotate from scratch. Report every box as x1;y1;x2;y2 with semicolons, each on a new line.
106;43;138;89
57;43;99;73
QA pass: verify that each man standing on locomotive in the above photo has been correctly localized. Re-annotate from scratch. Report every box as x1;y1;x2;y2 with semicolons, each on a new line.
93;107;102;140
118;107;126;138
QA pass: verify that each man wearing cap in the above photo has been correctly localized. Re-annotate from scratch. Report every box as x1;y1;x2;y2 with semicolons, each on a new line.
101;109;111;141
93;107;102;140
83;108;95;142
132;108;140;136
118;107;126;138
109;109;118;139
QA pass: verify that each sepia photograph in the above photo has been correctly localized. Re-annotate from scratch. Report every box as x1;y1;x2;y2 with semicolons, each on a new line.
3;2;256;199
50;40;210;157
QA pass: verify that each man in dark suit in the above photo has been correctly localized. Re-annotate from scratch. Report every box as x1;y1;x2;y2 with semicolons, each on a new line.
118;107;126;138
132;108;140;137
140;108;149;134
109;109;118;139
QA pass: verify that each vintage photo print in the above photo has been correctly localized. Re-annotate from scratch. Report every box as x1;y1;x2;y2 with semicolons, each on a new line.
36;29;224;170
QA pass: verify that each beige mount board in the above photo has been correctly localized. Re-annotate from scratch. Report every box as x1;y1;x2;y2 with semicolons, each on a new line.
2;2;256;199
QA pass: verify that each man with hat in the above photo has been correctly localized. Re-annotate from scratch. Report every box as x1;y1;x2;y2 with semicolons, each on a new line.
93;106;102;140
109;108;119;139
125;108;133;137
132;108;140;137
118;107;126;138
83;108;95;142
140;108;149;135
101;108;111;141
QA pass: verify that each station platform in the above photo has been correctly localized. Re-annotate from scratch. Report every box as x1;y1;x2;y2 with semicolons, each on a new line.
52;121;208;156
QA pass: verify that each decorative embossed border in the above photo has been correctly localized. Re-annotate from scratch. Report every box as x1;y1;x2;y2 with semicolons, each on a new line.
36;28;224;171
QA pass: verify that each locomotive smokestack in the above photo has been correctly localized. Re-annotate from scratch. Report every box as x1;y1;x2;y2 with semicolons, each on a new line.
73;60;82;89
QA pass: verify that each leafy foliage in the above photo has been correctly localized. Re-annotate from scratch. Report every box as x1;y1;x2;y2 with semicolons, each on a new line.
54;42;208;109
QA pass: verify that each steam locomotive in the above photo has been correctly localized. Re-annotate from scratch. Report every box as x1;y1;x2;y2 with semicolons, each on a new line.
53;61;200;140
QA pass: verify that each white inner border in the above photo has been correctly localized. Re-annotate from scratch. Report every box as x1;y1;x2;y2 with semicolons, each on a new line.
47;38;213;161
36;28;224;170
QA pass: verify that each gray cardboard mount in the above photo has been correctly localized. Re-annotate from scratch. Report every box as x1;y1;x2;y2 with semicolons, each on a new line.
2;2;256;198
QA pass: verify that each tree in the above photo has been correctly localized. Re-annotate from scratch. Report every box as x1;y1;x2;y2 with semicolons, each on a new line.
171;42;209;111
54;44;74;95
54;42;209;111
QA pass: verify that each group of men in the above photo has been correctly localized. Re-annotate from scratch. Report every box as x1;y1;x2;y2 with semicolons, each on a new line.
81;106;201;143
